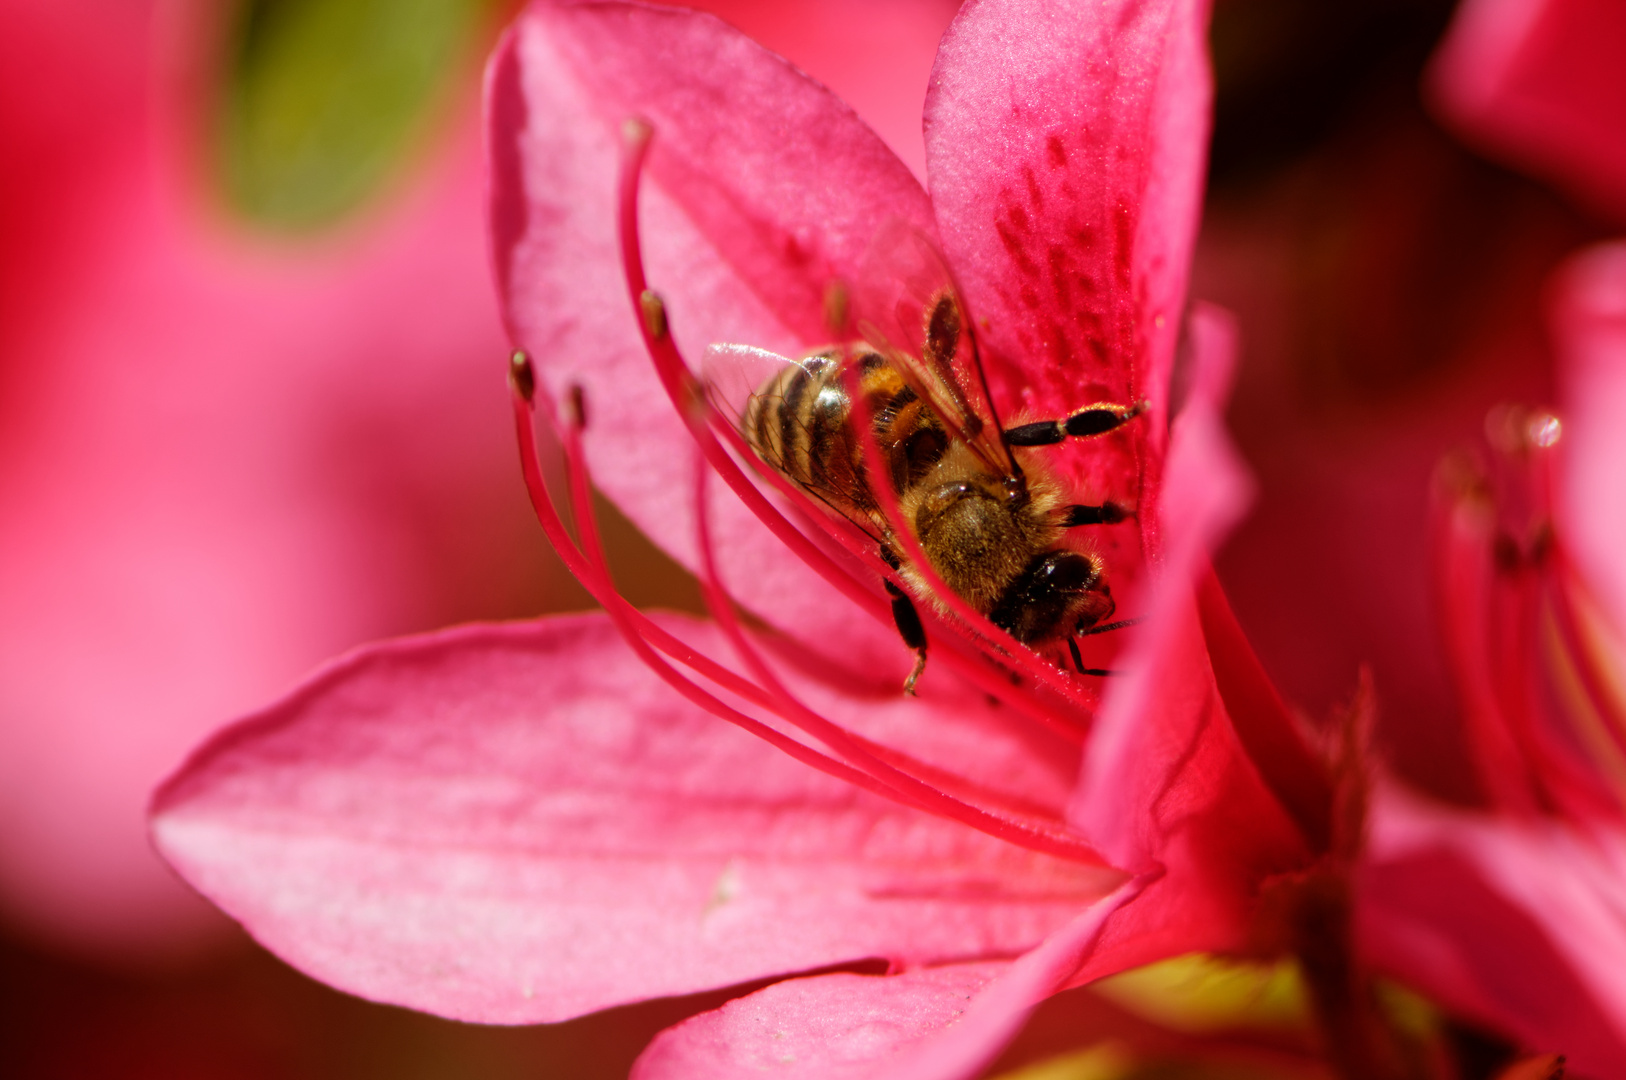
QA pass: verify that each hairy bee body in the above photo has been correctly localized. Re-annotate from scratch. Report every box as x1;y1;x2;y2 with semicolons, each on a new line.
743;346;1114;649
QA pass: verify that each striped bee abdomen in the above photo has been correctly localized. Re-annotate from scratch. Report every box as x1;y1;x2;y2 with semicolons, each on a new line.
743;349;947;517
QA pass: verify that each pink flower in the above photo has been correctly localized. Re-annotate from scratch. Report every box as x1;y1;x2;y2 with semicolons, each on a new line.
1428;0;1626;224
1355;3;1626;1070
152;0;1335;1073
0;0;531;955
1361;243;1626;1078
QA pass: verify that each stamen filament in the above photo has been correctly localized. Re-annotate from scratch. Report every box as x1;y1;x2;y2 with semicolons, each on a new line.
511;369;780;710
838;360;1102;714
690;455;1108;863
1550;553;1626;758
511;370;935;807
708;410;1090;739
615;120;1087;741
615;122;895;627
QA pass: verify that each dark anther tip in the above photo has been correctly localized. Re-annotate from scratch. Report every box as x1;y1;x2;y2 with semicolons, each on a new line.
509;350;536;403
568;384;589;430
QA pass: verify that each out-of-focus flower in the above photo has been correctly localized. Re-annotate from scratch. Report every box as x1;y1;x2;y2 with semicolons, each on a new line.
0;0;544;957
149;0;1352;1074
1354;2;1626;1073
1428;0;1626;224
1361;244;1626;1079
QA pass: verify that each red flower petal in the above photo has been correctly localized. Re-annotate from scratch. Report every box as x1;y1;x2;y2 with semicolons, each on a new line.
1067;306;1316;978
1553;242;1626;636
488;1;934;651
633;878;1145;1080
631;963;1008;1080
924;0;1211;436
152;613;1118;1024
1429;0;1626;222
1362;787;1626;1077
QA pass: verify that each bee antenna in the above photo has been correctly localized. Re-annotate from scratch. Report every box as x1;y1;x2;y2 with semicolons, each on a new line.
1077;617;1142;637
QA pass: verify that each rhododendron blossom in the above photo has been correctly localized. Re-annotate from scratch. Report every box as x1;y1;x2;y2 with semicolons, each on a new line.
1360;245;1626;1079
1356;1;1626;1073
152;0;1348;1074
1428;0;1626;223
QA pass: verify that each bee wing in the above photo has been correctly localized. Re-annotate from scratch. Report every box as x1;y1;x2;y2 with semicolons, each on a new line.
700;342;887;542
854;220;1018;477
700;343;794;426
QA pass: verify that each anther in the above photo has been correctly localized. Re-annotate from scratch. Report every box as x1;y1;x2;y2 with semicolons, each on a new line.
621;116;653;150
509;350;536;403
640;289;669;342
1529;412;1562;448
823;279;851;338
568;384;588;430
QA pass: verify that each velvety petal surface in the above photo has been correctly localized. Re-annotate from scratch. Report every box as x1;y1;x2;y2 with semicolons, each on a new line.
1361;788;1626;1078
633;880;1144;1080
1552;242;1626;635
924;0;1212;481
488;0;934;654
632;963;1008;1080
152;613;1118;1025
1428;0;1626;222
1067;306;1315;980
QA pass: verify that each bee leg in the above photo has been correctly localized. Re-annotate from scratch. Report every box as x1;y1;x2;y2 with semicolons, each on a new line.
1068;647;1118;677
885;579;929;695
1070;617;1128;677
1004;400;1149;447
1060;502;1130;527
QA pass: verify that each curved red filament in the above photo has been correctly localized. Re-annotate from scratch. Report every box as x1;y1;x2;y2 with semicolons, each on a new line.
837;359;1102;715
688;453;1107;862
615;120;1089;740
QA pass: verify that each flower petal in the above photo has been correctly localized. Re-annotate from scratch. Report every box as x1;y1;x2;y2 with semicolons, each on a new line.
631;963;1009;1080
152;613;1115;1024
1067;306;1314;977
1553;242;1626;636
1361;787;1626;1077
632;879;1145;1080
1428;0;1626;222
488;0;933;651
923;0;1211;434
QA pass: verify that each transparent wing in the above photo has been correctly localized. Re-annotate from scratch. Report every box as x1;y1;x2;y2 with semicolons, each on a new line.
700;342;887;543
854;219;1018;478
701;342;795;428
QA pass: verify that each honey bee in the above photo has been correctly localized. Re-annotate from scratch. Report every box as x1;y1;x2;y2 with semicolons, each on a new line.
708;250;1144;694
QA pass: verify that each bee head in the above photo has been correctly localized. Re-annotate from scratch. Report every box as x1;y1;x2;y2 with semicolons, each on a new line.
987;550;1115;646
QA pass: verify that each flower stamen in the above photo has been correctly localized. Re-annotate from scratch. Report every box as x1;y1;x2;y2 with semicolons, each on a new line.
615;119;1092;741
839;359;1104;716
511;360;934;807
524;366;1108;863
688;451;1110;862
